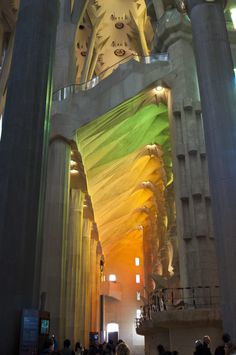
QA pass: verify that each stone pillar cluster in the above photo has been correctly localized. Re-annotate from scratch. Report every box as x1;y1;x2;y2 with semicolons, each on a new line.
40;141;102;347
40;137;71;336
155;10;219;290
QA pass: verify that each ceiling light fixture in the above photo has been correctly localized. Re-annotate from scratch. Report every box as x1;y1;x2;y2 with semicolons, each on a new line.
70;169;79;174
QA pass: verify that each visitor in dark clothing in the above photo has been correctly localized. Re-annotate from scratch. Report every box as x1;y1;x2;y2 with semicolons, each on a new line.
202;336;212;355
194;340;204;355
61;339;75;355
40;338;54;354
215;333;231;355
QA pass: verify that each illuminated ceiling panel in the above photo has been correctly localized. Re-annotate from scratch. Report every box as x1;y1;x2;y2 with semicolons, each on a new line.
75;0;154;82
77;89;171;256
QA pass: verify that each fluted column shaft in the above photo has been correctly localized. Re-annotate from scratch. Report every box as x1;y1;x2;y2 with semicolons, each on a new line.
90;223;100;333
187;0;236;340
40;138;71;341
64;188;85;343
143;226;153;292
95;243;102;333
77;217;92;346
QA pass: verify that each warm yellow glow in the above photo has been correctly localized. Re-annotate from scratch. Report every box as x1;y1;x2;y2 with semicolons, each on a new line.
137;292;141;301
136;274;141;283
70;159;77;167
135;257;140;266
70;169;79;174
109;274;117;282
231;9;236;30
155;85;163;92
77;94;172;258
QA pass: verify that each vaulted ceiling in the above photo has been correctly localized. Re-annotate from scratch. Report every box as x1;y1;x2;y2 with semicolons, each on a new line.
76;88;172;260
75;0;154;83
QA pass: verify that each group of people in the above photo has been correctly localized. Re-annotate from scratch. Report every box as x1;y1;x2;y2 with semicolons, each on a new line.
156;333;236;355
41;332;236;355
194;333;236;355
40;337;131;355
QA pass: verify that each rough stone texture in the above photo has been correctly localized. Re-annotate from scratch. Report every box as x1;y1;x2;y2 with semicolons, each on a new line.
0;1;59;353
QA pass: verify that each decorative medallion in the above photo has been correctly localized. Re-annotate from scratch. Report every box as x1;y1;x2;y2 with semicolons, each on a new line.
114;49;126;57
115;22;125;29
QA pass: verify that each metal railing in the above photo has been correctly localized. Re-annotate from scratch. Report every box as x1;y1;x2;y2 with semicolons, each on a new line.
135;285;220;327
52;53;169;102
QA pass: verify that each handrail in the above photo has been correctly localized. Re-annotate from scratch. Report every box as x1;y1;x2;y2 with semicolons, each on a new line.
135;285;220;327
52;52;169;102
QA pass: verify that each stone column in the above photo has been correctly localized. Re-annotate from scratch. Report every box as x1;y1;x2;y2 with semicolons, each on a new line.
53;0;89;90
90;223;99;332
143;225;154;292
54;1;77;90
77;201;92;346
64;188;85;343
96;242;103;333
0;24;3;65
157;10;218;291
40;137;71;340
0;1;59;353
186;0;236;339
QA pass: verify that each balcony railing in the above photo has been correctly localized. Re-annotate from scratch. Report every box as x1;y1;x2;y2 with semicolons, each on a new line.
135;285;220;328
52;53;169;102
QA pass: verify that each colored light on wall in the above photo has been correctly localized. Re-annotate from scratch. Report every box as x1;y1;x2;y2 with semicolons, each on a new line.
230;9;236;30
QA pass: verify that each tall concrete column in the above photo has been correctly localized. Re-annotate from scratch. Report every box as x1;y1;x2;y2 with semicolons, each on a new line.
54;1;77;90
53;0;88;90
40;137;71;341
143;225;154;292
186;0;236;339
96;242;103;333
0;1;59;353
77;212;92;346
64;188;85;343
0;24;3;64
90;223;99;332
